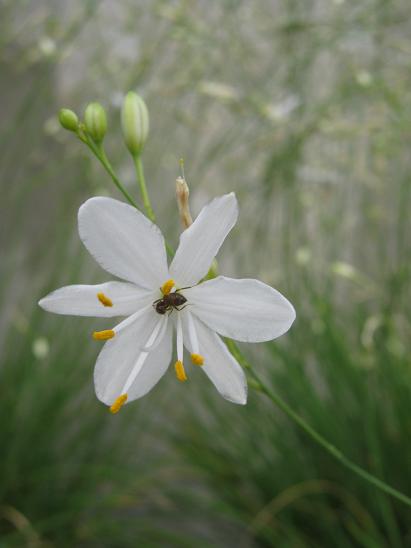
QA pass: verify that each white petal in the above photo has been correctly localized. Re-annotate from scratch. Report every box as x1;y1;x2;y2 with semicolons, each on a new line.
94;309;172;405
38;282;155;317
184;276;296;342
78;197;169;289
170;193;238;287
94;308;157;404
182;313;247;405
127;322;172;402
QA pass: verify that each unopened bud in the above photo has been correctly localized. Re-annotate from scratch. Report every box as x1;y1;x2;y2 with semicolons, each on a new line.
121;91;149;156
176;176;193;229
59;108;79;132
84;102;107;143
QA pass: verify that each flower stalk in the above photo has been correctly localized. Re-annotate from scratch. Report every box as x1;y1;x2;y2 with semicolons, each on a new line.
225;339;411;508
79;131;139;209
133;155;155;223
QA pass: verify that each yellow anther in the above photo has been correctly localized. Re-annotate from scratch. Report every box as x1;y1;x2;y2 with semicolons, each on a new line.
161;279;175;296
110;394;128;414
174;360;187;382
97;292;113;307
92;329;115;341
191;353;204;366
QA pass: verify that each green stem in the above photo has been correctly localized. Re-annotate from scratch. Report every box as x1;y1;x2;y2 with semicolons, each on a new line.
133;155;174;257
98;147;139;208
133;155;155;222
77;132;176;256
226;340;411;508
80;134;139;209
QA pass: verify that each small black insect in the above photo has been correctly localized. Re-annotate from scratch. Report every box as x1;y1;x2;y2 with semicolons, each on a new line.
153;292;187;315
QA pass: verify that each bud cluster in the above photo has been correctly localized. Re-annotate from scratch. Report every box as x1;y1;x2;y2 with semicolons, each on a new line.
58;91;149;156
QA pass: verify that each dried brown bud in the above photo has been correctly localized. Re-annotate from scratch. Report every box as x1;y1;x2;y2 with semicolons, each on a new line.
176;176;193;229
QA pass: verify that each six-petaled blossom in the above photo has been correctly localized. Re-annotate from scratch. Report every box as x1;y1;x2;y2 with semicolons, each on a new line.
39;193;295;411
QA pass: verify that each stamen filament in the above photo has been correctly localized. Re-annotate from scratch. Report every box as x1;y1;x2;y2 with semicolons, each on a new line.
113;304;152;335
161;279;175;295
93;305;152;342
93;329;115;340
110;394;127;414
141;315;168;352
176;313;184;362
175;314;187;381
187;312;199;353
97;292;113;307
187;312;204;366
121;318;165;394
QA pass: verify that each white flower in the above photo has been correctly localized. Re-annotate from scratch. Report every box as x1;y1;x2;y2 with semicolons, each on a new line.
39;193;295;411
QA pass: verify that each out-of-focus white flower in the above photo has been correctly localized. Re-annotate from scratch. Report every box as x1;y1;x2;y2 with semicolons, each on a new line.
263;95;300;122
356;71;373;87
198;81;240;102
295;247;311;266
38;37;56;57
43;116;60;136
39;194;295;411
32;337;50;360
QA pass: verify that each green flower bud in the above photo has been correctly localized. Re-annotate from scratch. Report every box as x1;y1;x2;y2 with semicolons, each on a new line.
84;102;107;143
121;91;149;156
59;108;79;132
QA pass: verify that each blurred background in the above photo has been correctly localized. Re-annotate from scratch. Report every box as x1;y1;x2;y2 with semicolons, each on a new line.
1;0;411;546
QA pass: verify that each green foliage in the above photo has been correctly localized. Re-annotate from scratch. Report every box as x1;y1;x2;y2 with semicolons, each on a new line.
1;0;411;546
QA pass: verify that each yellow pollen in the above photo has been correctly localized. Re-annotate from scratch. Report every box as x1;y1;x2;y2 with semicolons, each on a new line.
92;329;115;341
110;394;128;414
161;279;175;295
191;353;204;366
174;360;188;382
97;292;113;307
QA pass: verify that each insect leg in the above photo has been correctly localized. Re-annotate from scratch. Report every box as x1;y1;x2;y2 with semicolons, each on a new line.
175;304;191;312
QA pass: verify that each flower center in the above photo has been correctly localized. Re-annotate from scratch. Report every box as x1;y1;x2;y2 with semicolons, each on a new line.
154;279;187;316
161;279;175;295
93;281;206;412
